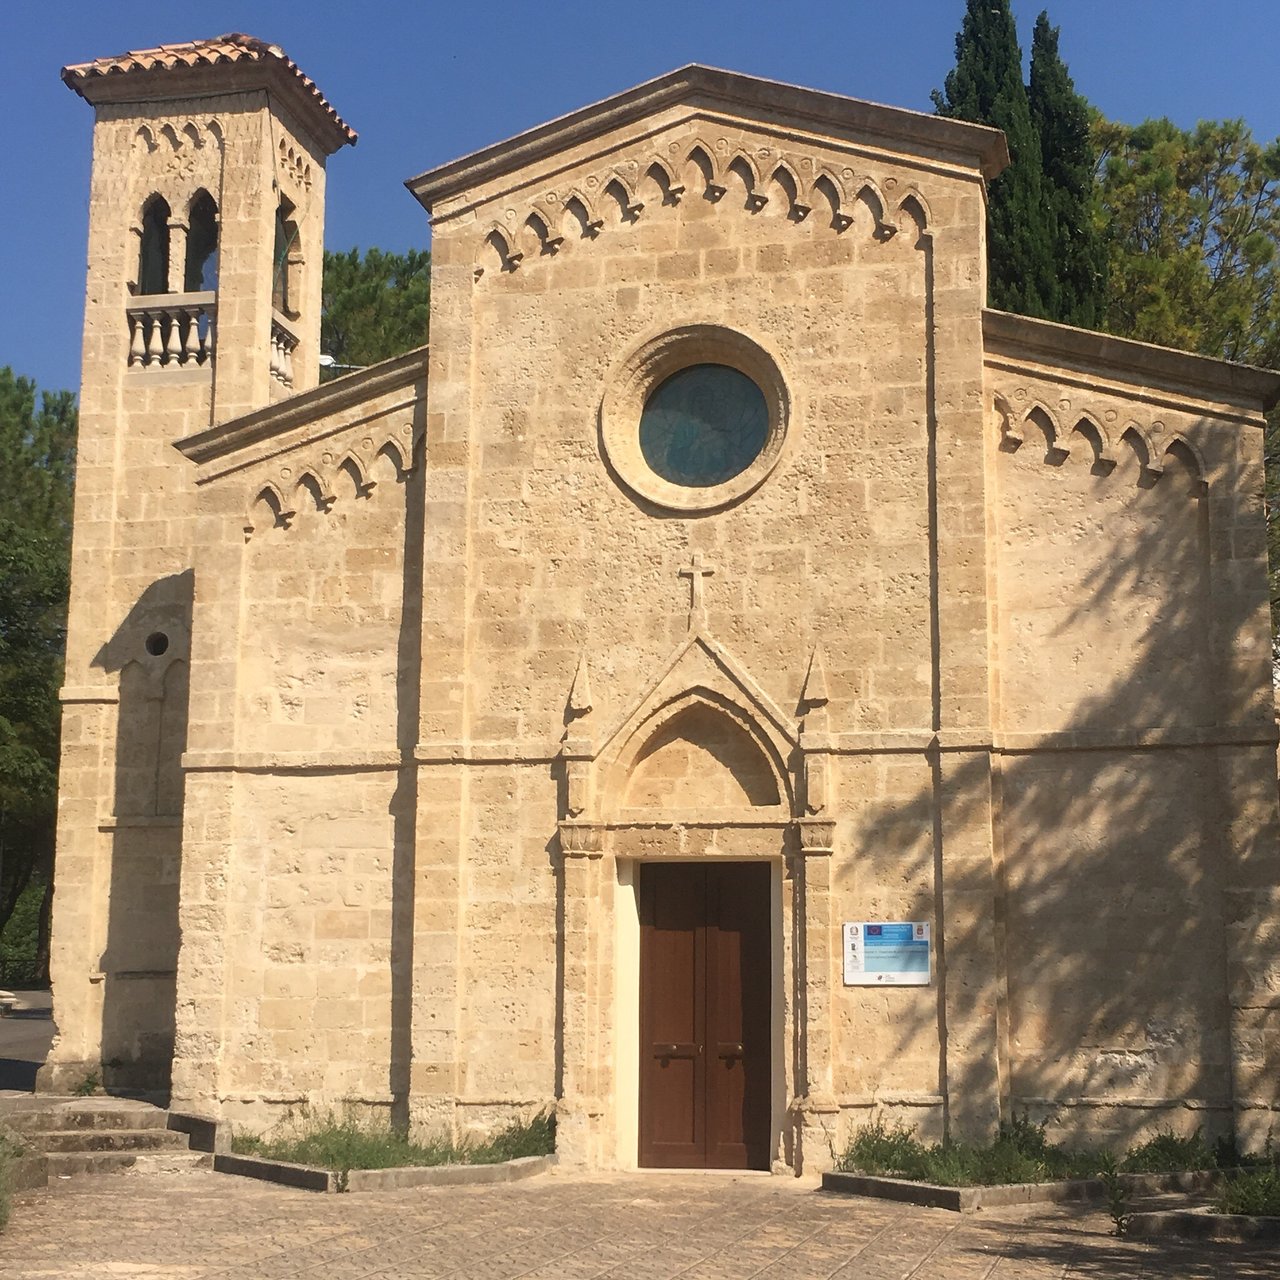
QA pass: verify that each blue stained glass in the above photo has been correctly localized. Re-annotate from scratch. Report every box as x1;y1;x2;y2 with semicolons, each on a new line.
639;364;768;488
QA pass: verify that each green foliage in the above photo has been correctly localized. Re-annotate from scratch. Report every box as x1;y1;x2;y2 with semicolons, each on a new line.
0;878;45;986
933;0;1054;317
837;1116;927;1178
1028;10;1107;327
837;1117;1231;1192
1093;116;1280;650
0;368;75;981
1120;1126;1216;1173
480;1110;556;1162
1094;117;1280;366
1096;1152;1131;1235
232;1114;455;1173
836;1114;1099;1187
0;1129;20;1233
1216;1164;1280;1217
320;247;430;376
71;1072;100;1097
231;1108;554;1174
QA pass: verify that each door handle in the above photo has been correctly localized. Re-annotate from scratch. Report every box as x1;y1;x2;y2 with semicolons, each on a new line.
653;1042;700;1059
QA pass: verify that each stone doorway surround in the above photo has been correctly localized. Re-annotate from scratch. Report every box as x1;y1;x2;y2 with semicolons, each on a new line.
553;614;839;1173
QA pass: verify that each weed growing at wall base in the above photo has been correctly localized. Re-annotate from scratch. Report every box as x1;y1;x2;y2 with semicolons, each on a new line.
0;1130;24;1232
836;1118;1240;1190
1216;1160;1280;1217
837;1115;1100;1186
231;1109;554;1175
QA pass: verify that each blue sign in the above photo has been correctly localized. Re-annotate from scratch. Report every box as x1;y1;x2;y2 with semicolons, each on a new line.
843;921;931;986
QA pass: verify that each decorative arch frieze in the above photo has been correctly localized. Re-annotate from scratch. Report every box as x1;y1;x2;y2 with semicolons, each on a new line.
765;164;808;222
474;133;931;279
896;189;931;236
641;160;683;207
277;135;313;189
241;421;423;540
140;117;224;155
994;388;1209;491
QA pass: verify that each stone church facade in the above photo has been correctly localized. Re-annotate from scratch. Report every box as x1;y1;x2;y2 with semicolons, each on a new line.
40;33;1280;1171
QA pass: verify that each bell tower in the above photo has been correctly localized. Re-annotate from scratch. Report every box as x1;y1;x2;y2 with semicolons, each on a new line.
40;36;354;1096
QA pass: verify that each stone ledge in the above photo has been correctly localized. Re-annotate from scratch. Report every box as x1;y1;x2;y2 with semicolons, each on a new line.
346;1154;556;1191
821;1168;1220;1214
212;1151;556;1193
167;1111;219;1153
212;1152;336;1191
1127;1206;1280;1243
984;309;1280;414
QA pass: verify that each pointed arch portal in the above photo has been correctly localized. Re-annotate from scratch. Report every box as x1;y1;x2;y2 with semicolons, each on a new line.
555;638;835;1172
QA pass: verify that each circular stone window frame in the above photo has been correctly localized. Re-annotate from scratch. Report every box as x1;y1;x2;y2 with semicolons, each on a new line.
601;324;791;514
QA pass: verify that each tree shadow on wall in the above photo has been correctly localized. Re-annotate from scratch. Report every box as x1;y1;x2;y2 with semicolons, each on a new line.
92;570;193;1100
837;424;1279;1155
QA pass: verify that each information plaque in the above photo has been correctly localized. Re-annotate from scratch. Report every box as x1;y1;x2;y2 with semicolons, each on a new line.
842;921;931;986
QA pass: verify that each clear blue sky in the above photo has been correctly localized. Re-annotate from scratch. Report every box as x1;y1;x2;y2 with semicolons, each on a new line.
6;1;1280;396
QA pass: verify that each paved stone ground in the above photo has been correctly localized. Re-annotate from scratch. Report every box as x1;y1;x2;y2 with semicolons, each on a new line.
1;1167;1276;1279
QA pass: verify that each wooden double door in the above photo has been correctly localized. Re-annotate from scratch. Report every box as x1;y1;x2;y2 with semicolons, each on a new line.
638;862;772;1169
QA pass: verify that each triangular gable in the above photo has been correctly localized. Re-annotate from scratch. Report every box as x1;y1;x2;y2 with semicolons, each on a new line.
594;627;798;785
407;65;1008;216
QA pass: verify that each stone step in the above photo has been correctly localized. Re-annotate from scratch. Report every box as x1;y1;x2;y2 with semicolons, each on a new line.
1;1099;168;1133
45;1149;211;1180
33;1127;191;1153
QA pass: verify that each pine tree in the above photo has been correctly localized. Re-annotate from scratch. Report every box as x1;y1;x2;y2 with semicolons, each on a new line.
1029;10;1107;327
321;247;431;376
0;368;75;982
933;0;1055;317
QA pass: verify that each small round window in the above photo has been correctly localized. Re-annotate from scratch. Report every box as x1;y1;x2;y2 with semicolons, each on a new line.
601;325;790;514
638;365;768;488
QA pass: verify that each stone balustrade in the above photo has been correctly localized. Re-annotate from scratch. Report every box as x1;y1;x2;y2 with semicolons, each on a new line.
126;292;216;369
270;312;299;388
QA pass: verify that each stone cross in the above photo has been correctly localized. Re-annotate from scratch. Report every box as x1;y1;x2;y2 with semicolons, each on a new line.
680;552;716;628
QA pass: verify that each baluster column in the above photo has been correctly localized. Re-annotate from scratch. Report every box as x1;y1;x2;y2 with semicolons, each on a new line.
144;313;163;366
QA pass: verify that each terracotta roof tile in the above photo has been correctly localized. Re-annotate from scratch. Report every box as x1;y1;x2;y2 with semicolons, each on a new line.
62;32;356;149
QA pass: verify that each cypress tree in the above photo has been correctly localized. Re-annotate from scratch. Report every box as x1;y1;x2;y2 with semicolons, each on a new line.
933;0;1055;317
1029;10;1107;327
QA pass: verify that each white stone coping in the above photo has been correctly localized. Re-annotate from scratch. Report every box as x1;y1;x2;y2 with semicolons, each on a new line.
175;346;427;474
822;1168;1222;1214
212;1151;557;1193
984;309;1280;416
1127;1204;1280;1242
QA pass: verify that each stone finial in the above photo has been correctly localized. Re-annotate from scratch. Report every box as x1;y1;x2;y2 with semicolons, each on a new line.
800;645;829;712
566;653;594;723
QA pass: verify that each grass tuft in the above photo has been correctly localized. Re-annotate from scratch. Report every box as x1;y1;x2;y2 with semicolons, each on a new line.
838;1117;1280;1214
0;1129;25;1233
230;1108;555;1174
1216;1163;1280;1217
836;1114;1100;1187
1119;1127;1215;1173
834;1116;1235;1189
